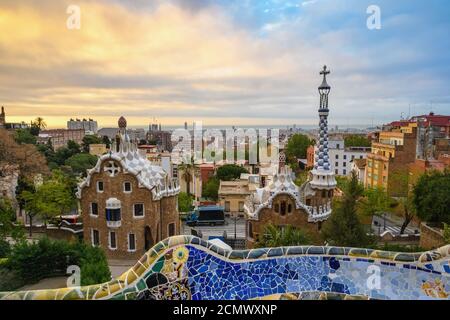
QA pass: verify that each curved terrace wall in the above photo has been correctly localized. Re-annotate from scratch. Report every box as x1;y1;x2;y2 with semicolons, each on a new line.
0;236;449;300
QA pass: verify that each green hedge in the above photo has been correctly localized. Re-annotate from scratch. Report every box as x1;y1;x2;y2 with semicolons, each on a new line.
2;237;111;289
0;239;10;258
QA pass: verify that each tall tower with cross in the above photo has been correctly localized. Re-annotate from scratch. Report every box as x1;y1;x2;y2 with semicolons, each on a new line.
310;66;336;192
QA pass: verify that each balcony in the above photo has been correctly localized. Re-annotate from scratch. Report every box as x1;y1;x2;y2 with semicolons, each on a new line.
106;220;121;228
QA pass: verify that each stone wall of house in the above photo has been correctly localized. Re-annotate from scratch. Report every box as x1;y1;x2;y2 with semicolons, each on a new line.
81;160;179;260
246;193;322;248
420;222;445;250
0;164;19;205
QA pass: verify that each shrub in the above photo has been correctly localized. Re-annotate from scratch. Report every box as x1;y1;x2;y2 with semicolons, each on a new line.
0;268;26;291
4;237;111;289
0;239;10;258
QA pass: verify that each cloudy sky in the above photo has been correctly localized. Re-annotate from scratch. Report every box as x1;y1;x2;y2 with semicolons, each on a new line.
1;0;449;128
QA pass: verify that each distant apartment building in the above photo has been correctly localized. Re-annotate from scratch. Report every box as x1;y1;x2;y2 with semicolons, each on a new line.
365;123;417;196
384;113;450;161
147;130;172;152
350;158;367;185
412;113;450;160
38;129;85;150
97;128;119;140
219;174;260;216
408;156;450;191
307;136;370;176
67;118;98;134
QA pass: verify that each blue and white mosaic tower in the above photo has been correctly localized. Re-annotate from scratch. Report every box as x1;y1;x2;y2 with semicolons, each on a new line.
310;66;337;190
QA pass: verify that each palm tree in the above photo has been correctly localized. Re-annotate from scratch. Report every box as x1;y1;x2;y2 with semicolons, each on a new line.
178;155;199;196
34;117;47;130
256;224;310;248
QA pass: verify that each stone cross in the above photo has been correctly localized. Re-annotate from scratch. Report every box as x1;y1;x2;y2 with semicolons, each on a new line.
320;65;330;81
104;161;120;177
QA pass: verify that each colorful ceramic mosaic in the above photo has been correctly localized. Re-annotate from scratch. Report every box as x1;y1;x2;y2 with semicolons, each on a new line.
0;236;449;300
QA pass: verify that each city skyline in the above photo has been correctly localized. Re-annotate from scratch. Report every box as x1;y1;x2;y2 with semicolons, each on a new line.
1;0;449;128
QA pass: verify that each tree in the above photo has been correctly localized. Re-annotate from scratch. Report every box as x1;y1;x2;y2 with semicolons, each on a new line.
202;177;220;201
81;135;103;153
0;197;24;243
322;172;373;247
0;129;49;178
444;224;450;244
29;122;40;136
413;170;450;226
256;224;310;248
398;196;416;234
178;156;199;196
102;136;111;149
285;134;314;164
65;153;98;176
20;171;76;231
360;186;390;217
33;117;47;131
216;164;248;181
295;170;309;186
14;129;37;145
344;135;371;148
18;190;39;237
178;192;194;213
53;140;81;166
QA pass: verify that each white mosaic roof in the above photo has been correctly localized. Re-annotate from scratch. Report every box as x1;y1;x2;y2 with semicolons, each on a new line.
77;131;179;200
243;169;332;223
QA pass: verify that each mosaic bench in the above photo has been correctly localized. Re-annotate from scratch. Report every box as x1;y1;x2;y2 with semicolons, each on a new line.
0;236;449;300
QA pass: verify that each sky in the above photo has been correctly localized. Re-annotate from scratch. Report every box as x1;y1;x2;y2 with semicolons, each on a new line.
1;0;449;128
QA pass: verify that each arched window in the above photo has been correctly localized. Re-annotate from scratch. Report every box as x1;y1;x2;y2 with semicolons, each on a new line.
288;203;292;213
280;201;287;216
274;203;280;213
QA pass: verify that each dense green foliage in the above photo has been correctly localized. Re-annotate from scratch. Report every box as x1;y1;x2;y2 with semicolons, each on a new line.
216;164;248;181
178;192;194;213
102;135;111;149
285;134;314;162
322;172;374;247
14;129;37;145
360;186;390;217
19;170;77;231
202;177;220;201
256;224;310;248
443;224;450;244
373;243;424;253
65;153;98;176
1;238;111;289
344;134;371;147
0;240;10;258
294;171;309;186
81;135;103;153
0;197;24;243
413;170;450;225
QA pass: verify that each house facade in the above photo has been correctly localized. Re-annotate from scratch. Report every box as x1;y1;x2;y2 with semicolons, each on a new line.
77;117;180;260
